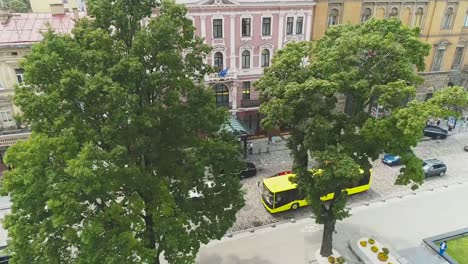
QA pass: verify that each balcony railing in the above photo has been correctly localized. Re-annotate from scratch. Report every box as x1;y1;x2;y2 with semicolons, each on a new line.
240;99;261;108
205;70;237;82
0;131;31;147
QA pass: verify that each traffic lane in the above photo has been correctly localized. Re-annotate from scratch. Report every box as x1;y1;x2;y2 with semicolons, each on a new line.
197;220;322;264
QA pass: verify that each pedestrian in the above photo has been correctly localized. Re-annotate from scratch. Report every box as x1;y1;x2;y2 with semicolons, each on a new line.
459;117;465;132
268;135;272;144
437;119;441;126
439;240;448;256
249;142;253;155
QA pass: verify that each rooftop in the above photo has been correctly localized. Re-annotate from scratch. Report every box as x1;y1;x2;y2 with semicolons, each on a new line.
0;12;85;45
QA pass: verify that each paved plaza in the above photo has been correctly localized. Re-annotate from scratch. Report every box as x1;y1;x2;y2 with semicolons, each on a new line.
232;128;468;232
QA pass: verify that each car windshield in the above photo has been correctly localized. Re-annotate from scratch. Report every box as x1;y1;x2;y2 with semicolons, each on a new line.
262;183;274;207
423;162;431;170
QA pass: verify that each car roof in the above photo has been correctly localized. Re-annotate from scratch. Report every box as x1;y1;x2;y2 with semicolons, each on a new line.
423;159;444;165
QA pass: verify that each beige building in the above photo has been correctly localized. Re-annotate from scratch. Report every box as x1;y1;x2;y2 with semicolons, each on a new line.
0;5;82;153
30;0;86;12
312;0;468;100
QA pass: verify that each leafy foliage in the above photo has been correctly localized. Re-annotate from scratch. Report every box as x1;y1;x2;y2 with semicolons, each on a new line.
2;1;244;263
3;0;30;13
256;18;468;257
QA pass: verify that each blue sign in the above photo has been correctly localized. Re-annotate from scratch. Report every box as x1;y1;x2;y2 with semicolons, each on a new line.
219;68;229;77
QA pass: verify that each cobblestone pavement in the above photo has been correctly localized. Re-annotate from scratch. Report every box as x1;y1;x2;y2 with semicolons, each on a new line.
230;129;468;232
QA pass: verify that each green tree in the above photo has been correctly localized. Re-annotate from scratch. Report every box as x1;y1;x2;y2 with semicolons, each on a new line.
2;1;244;263
3;0;30;13
257;18;468;257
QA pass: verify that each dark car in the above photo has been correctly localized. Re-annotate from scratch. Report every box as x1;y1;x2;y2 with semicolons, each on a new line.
464;145;468;152
423;126;448;139
382;154;401;166
423;159;447;178
238;162;257;179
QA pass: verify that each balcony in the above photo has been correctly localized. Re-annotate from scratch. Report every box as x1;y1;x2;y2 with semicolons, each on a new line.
0;129;31;148
240;99;261;108
205;70;237;82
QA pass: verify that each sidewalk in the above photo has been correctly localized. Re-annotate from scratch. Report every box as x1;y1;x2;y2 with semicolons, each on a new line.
193;182;468;264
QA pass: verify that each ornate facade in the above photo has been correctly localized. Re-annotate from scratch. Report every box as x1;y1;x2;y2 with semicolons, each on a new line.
170;0;315;134
312;0;468;101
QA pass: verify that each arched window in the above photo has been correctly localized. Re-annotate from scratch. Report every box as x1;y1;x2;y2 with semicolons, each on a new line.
402;7;412;26
214;52;223;70
214;83;229;107
242;50;250;69
328;8;339;26
261;49;270;67
361;8;372;22
389;7;398;18
442;7;454;29
415;7;424;27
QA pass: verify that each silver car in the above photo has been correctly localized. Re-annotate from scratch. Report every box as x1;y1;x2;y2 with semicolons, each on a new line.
423;159;447;177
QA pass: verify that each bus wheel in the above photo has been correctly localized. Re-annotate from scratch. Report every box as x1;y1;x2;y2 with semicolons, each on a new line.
291;203;299;210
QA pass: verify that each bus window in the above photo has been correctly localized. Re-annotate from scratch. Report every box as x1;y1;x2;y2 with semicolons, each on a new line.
262;183;274;208
275;190;296;207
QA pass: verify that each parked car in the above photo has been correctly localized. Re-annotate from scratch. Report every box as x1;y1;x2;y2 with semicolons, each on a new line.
423;126;448;139
423;159;447;178
382;154;401;166
238;162;257;179
464;145;468;152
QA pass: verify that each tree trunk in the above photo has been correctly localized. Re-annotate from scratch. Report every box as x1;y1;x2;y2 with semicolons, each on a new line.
290;130;308;173
320;213;336;257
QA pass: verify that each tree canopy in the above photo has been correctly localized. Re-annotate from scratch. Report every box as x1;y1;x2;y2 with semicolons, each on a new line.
2;0;30;13
256;18;468;257
2;1;244;263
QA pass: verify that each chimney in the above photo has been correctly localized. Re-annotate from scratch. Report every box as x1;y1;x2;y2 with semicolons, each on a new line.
0;9;12;25
72;7;79;20
50;3;65;16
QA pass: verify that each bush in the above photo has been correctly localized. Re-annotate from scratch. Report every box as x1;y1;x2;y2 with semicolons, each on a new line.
337;257;346;264
328;256;335;263
371;246;379;253
382;247;389;255
368;238;375;245
360;240;368;247
377;252;388;261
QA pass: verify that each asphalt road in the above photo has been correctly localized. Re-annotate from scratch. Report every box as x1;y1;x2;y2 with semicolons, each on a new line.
194;182;468;264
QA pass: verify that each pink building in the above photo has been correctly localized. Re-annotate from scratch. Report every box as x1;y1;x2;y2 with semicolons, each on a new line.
173;0;315;134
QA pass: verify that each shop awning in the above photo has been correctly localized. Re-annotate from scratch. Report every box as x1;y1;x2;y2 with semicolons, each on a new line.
221;116;252;137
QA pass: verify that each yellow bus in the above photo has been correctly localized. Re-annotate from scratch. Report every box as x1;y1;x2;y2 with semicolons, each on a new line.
261;169;371;213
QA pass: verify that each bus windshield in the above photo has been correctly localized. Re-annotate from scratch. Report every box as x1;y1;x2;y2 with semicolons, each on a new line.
262;183;274;208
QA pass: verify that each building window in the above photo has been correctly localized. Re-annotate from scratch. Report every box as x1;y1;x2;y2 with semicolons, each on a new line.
261;49;270;67
286;17;294;35
214;52;223;70
432;48;446;71
213;19;223;38
442;7;454;29
214;83;229;107
361;8;372;22
415;7;424;27
464;13;468;27
296;17;303;34
328;8;339;26
242;18;251;37
452;47;465;70
0;111;12;123
242;81;251;100
389;7;398;18
15;69;25;86
262;17;271;36
242;50;250;69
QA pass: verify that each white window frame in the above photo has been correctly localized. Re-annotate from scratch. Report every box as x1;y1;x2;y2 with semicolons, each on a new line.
414;7;425;28
431;43;448;72
441;7;455;30
213;51;225;70
240;15;253;39
328;8;340;26
452;46;465;70
361;7;372;22
388;7;399;18
295;16;304;35
259;43;274;68
15;69;25;86
239;45;254;70
261;15;273;38
286;16;294;35
0;110;13;123
464;12;468;27
212;16;225;39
